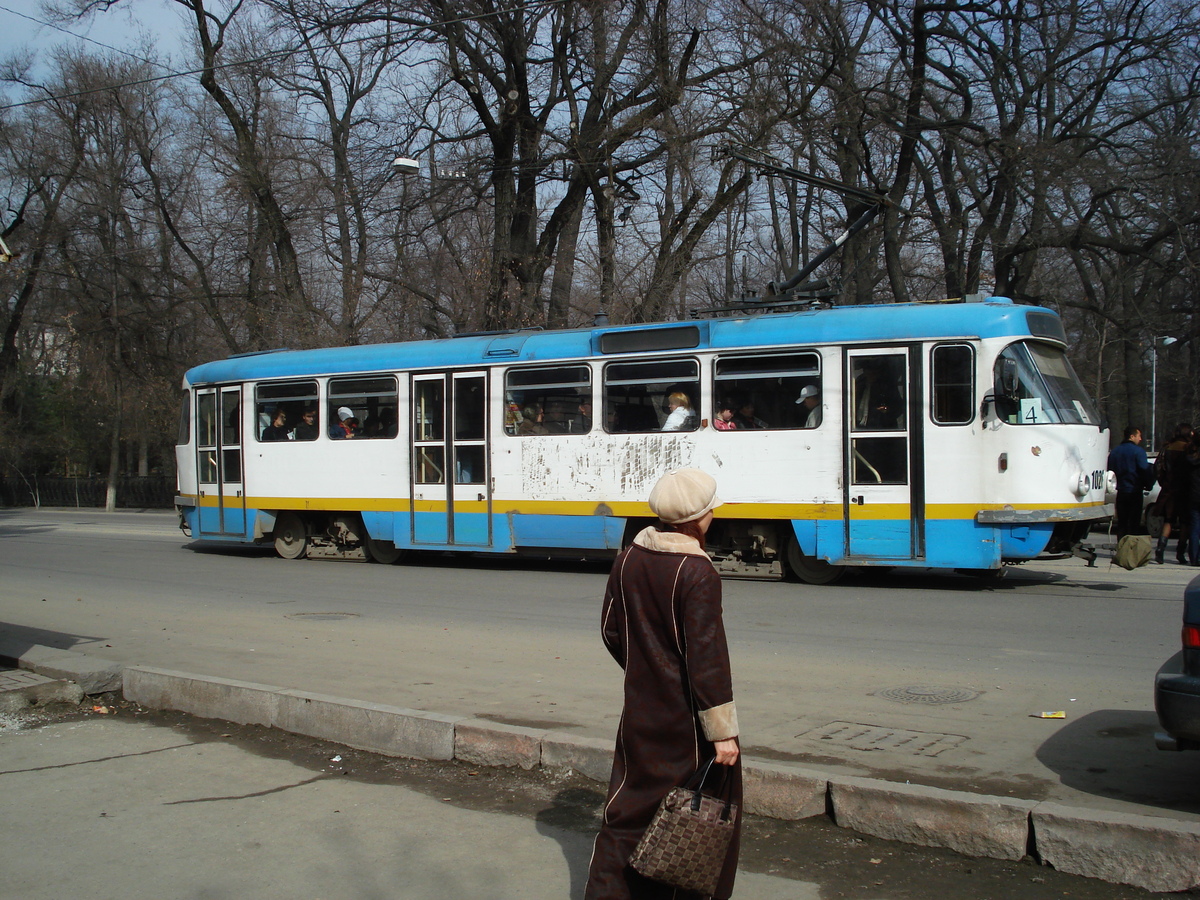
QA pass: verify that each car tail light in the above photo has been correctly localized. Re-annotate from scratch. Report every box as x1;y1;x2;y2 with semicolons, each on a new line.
1185;624;1200;650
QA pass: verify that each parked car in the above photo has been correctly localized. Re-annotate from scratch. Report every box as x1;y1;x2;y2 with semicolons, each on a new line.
1155;573;1200;750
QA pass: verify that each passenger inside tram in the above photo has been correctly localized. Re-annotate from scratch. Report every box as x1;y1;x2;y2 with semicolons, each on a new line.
293;408;320;441
518;405;549;435
732;397;767;429
573;400;593;433
854;359;904;429
330;407;357;439
661;392;697;431
260;408;290;441
714;400;737;430
796;385;822;428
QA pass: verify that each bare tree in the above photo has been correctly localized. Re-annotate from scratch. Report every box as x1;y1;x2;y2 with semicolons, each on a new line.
171;0;312;346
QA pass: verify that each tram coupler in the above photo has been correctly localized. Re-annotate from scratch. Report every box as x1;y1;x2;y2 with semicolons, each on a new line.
1071;541;1099;567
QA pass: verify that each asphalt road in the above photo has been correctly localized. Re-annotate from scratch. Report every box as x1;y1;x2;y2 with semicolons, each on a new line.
1;507;1198;823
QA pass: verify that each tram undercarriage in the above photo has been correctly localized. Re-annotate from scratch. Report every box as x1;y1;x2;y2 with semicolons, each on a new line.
263;511;401;564
247;507;1101;585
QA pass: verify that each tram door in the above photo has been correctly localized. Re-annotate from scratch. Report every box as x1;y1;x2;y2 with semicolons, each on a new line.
844;348;923;559
195;385;246;537
410;371;492;547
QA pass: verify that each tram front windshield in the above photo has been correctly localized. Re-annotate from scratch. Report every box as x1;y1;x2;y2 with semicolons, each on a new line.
995;342;1099;426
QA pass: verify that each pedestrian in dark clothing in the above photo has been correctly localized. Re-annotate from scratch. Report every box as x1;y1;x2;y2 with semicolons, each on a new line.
1154;423;1194;563
1107;425;1154;538
585;468;741;900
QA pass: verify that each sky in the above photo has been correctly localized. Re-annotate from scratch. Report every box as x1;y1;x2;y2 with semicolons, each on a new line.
0;0;185;83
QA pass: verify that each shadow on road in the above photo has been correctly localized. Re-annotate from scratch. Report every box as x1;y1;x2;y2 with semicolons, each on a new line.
534;787;601;896
0;508;59;538
1035;708;1200;815
0;621;108;658
845;566;1070;592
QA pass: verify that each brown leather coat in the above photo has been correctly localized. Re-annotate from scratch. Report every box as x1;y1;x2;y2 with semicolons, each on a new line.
585;528;742;899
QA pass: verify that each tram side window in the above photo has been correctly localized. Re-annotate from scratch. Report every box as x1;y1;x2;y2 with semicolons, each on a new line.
223;393;240;444
328;376;399;440
712;353;821;430
852;357;906;430
504;365;592;435
177;390;191;445
255;381;319;442
197;392;218;482
604;359;699;433
413;378;444;483
931;344;974;425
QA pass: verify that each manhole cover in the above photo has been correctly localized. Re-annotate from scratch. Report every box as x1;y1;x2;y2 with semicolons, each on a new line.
796;721;967;757
285;612;360;621
874;684;980;705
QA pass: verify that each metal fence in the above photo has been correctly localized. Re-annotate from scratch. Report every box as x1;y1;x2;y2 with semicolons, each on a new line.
0;476;176;509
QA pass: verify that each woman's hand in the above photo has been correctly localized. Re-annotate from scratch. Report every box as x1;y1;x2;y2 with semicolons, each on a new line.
712;737;739;765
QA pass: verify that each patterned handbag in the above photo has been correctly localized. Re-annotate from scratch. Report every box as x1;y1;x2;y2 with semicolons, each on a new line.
628;759;738;895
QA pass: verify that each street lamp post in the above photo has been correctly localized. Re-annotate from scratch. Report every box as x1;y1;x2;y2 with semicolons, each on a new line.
1150;335;1177;448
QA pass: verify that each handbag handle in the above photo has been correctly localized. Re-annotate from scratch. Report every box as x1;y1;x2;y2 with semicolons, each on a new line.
686;757;734;819
688;757;717;789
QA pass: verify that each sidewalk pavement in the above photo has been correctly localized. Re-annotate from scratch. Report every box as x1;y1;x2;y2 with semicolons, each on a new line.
0;708;809;900
2;642;1198;895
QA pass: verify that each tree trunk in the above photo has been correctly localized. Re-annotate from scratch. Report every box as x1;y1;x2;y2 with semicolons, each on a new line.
547;199;583;327
105;397;120;513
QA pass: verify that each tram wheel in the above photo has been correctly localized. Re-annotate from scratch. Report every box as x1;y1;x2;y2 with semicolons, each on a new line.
365;535;405;565
273;512;309;560
784;536;845;585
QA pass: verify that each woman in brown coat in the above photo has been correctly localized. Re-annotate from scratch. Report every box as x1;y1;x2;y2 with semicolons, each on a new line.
585;468;742;900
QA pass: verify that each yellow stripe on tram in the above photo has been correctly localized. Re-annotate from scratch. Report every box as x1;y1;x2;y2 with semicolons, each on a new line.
184;493;1108;522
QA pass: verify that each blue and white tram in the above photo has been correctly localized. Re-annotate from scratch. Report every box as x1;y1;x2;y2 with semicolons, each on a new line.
174;295;1112;583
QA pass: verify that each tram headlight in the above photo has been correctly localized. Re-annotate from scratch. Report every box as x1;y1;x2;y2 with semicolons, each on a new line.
1073;471;1090;497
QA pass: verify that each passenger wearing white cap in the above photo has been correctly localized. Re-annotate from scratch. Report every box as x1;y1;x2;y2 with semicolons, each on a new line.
585;468;741;899
796;384;821;428
330;406;358;439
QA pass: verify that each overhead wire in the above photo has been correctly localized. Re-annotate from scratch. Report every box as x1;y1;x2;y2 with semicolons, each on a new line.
0;1;163;68
0;0;578;112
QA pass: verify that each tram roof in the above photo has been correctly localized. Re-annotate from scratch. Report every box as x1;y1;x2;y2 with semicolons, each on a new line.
183;295;1060;386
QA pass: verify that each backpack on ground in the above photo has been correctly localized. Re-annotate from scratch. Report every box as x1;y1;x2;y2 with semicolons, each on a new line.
1114;534;1152;570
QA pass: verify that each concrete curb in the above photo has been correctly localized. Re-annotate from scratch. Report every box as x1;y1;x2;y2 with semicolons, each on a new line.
829;774;1036;862
0;636;122;695
1032;802;1200;892
3;644;1198;893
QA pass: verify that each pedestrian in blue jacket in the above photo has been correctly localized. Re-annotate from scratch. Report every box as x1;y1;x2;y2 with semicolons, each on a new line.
1107;425;1154;538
